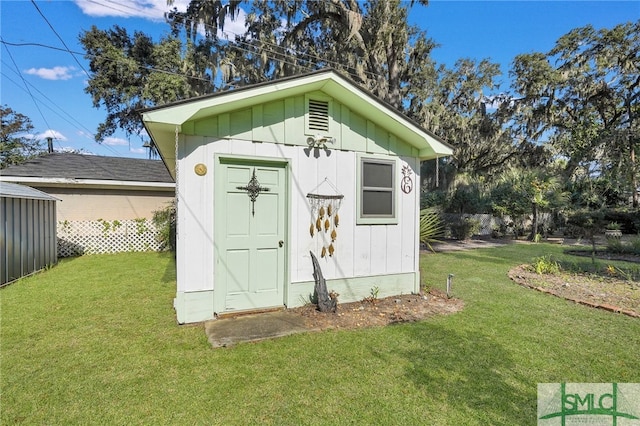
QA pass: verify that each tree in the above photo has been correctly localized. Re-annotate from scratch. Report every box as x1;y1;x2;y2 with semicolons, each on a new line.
490;167;567;240
413;59;522;183
79;25;215;145
167;0;434;109
82;1;442;148
509;22;640;207
0;106;43;169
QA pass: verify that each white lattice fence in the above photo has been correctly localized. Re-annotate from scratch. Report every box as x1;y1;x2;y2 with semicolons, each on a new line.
57;219;162;257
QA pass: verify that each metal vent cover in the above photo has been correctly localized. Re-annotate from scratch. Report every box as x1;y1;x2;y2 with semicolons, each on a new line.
308;99;329;132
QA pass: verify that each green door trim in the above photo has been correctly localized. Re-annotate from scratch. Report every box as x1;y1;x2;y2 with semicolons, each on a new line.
213;153;290;314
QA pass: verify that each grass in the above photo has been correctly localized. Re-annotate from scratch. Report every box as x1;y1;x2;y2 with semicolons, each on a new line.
2;246;639;424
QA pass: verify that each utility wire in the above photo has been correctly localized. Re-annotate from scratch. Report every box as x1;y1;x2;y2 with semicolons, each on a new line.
85;0;141;17
12;0;386;86
30;0;91;78
1;38;63;151
1;40;213;84
1;70;123;156
3;0;382;157
89;0;385;83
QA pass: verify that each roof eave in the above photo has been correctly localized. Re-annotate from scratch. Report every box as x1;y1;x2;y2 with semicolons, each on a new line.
0;176;175;191
141;70;453;165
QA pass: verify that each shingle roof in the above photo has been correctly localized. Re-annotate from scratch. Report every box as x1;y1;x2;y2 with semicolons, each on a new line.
0;182;59;201
1;153;173;183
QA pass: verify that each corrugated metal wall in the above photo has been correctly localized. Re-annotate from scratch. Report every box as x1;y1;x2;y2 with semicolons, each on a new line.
1;195;57;286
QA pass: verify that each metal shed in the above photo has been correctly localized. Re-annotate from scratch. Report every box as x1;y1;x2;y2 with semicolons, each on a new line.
1;182;58;286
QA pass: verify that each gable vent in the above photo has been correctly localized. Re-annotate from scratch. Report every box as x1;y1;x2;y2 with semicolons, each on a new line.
308;99;329;132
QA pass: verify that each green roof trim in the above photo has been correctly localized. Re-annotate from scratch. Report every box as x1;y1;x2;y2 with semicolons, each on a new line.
141;69;453;173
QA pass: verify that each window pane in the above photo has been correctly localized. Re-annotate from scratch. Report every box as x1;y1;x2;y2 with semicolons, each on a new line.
363;162;392;188
362;190;393;215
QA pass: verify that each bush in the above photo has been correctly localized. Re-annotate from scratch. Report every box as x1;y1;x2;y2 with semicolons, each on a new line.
606;236;640;256
421;189;447;210
565;209;605;237
449;217;480;240
631;236;640;255
532;255;560;275
606;238;626;253
602;208;640;234
152;201;176;252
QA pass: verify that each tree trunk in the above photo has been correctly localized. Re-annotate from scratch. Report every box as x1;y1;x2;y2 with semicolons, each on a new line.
310;251;337;313
530;202;539;241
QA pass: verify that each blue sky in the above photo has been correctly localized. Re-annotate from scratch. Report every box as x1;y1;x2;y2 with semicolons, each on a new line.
1;1;638;159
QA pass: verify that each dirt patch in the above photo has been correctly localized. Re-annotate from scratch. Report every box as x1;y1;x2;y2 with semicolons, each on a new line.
290;289;464;331
508;265;640;318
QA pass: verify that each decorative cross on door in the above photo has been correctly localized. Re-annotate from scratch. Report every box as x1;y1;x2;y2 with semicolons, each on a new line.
236;168;270;216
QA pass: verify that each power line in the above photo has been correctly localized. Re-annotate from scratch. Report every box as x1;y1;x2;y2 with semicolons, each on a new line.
10;0;388;86
90;0;385;83
0;40;213;84
84;0;144;17
1;38;63;151
3;0;383;153
30;0;91;78
1;69;123;157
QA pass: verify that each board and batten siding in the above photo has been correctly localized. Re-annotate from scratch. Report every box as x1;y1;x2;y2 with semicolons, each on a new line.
175;136;420;316
180;92;420;158
170;90;426;322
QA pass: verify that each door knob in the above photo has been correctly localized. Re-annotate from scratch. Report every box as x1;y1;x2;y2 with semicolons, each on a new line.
279;240;284;247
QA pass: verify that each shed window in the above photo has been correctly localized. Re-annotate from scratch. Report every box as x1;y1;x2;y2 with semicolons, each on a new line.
358;157;397;224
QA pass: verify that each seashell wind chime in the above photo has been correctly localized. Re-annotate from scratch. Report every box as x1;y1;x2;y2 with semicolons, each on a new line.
307;179;343;258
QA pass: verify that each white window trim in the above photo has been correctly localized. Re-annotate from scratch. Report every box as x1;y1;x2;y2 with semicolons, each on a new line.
356;155;398;225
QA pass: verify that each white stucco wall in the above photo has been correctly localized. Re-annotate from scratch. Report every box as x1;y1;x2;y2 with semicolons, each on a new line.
36;187;174;221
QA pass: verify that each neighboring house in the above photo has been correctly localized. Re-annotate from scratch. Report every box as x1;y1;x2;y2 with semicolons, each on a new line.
0;153;174;221
1;153;175;256
142;69;453;324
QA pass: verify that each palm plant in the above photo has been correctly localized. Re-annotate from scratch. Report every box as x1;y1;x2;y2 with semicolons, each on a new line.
420;207;445;252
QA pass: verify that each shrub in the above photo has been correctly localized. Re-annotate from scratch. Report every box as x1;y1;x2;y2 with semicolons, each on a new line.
606;238;625;253
631;236;640;255
450;217;480;240
152;201;176;252
532;255;560;275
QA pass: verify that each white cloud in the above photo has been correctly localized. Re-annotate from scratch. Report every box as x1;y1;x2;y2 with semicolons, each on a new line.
24;66;76;81
74;0;190;20
57;146;88;154
74;0;247;39
37;130;68;141
217;8;248;40
103;136;128;146
130;147;147;154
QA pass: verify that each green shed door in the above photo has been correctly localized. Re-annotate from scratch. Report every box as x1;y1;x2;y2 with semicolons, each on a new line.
215;160;287;313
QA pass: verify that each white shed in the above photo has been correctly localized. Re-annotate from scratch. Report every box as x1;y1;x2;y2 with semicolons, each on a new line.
142;69;452;324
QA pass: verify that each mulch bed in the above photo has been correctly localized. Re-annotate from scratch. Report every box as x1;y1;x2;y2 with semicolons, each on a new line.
508;265;640;318
291;289;464;331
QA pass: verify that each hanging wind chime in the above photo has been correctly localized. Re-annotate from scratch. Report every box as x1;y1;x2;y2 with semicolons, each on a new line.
307;178;343;258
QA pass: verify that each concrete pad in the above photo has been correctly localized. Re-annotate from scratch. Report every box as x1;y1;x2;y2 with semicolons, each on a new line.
204;311;312;348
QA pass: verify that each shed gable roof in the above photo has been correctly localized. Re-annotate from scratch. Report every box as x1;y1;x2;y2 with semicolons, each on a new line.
142;69;453;173
0;182;58;201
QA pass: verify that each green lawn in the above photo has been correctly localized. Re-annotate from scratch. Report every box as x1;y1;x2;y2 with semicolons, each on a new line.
1;246;638;425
